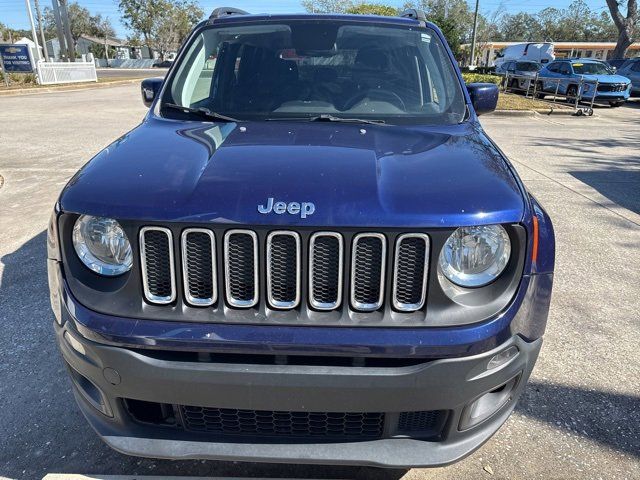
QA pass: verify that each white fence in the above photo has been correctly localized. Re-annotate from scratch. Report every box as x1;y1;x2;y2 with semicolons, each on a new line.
95;58;156;68
36;61;97;85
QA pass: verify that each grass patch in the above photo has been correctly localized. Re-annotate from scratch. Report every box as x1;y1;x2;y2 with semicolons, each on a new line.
497;92;569;111
0;76;145;91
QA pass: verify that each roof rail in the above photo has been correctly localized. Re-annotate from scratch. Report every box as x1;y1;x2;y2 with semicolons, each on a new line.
209;7;249;20
400;9;427;23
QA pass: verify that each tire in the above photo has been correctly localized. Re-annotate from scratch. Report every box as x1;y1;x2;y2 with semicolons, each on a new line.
535;81;546;99
609;100;625;107
566;85;579;103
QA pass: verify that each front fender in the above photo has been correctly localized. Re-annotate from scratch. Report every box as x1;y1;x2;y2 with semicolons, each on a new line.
530;194;555;275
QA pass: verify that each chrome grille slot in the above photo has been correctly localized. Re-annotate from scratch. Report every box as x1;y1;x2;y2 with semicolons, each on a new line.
351;233;386;312
140;227;175;304
393;234;429;312
266;231;301;309
224;230;258;308
309;232;343;310
182;229;216;306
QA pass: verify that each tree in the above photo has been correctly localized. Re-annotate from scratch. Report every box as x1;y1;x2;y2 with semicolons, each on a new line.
43;2;115;50
346;3;399;15
151;0;203;60
606;0;638;58
301;0;354;13
0;23;33;42
500;13;541;41
404;0;474;56
119;0;203;59
536;7;563;41
118;0;167;51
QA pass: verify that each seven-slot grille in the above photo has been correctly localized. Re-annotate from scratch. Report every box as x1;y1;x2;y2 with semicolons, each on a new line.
139;228;430;313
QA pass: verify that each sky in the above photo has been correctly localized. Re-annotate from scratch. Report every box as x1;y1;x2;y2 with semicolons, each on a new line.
1;0;613;39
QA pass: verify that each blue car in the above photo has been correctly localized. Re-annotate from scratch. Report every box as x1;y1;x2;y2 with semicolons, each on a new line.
47;8;555;468
536;58;631;106
616;57;640;97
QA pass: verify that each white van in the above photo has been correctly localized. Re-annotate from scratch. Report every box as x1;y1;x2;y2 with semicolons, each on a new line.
494;43;555;68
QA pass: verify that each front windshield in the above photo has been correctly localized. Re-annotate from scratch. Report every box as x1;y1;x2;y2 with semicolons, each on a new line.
572;62;611;75
162;20;466;125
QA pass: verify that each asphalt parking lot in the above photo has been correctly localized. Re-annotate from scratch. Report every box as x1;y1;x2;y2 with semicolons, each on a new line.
0;85;638;480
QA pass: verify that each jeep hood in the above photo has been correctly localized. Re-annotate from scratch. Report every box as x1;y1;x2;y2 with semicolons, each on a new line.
580;73;630;84
60;118;525;228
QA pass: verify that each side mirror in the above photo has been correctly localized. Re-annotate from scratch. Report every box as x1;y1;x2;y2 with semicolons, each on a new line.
141;77;164;107
467;82;499;116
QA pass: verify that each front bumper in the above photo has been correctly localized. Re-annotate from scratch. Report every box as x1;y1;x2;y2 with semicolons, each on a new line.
56;319;542;468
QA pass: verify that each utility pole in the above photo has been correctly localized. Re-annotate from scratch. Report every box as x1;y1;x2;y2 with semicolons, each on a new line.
58;0;75;61
470;0;480;68
51;0;67;60
25;0;43;62
34;0;50;61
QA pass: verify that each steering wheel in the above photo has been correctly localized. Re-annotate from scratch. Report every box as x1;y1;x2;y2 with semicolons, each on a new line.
342;89;406;111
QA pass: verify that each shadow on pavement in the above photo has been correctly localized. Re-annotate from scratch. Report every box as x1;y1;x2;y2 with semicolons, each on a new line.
569;170;640;215
517;381;640;459
0;231;404;479
0;232;638;479
525;133;640;217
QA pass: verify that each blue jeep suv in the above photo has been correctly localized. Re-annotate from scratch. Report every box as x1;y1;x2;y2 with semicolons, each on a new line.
47;8;555;468
537;58;631;106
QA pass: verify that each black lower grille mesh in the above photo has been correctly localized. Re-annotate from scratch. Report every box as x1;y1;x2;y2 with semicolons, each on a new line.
394;236;428;310
226;232;256;305
142;229;173;300
180;406;385;439
268;234;299;306
125;399;446;440
352;235;384;309
398;410;442;434
184;231;214;303
310;235;341;308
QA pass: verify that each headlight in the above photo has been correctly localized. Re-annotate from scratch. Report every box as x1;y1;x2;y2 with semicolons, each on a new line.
72;215;133;276
439;225;511;287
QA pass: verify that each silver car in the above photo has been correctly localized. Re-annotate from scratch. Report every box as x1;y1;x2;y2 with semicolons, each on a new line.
495;60;541;92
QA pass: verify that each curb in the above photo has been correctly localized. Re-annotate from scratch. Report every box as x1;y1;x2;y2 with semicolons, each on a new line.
491;108;582;117
0;79;143;97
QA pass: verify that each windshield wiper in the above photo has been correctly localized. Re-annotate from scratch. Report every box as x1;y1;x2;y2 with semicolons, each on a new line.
267;114;385;125
309;114;385;125
163;103;241;122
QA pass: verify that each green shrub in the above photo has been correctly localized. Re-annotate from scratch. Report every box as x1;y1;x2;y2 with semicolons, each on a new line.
0;71;38;86
461;73;501;85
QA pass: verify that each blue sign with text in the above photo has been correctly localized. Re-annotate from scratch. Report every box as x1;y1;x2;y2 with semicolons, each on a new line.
0;44;34;72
